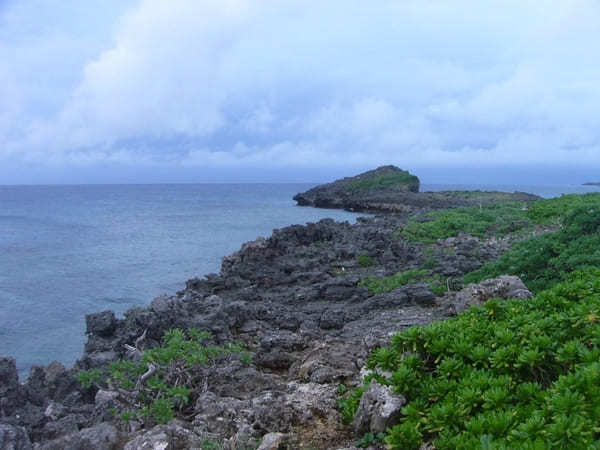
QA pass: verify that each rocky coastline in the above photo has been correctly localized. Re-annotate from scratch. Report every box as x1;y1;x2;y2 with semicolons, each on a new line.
1;167;542;449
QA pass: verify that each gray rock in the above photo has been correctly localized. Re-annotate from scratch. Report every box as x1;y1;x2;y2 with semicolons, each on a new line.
34;423;118;450
124;420;202;450
94;390;119;406
193;391;249;439
0;357;22;416
451;275;532;313
83;351;118;369
402;283;436;306
150;295;172;314
352;381;405;434
85;311;117;337
41;415;79;440
257;432;288;450
0;424;32;450
319;309;345;330
43;403;65;422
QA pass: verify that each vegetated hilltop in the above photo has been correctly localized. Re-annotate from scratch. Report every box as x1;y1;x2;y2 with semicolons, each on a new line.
294;165;539;213
2;169;600;449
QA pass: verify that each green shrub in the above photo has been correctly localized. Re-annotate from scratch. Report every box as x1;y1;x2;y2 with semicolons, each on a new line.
76;368;103;388
90;328;248;425
357;253;374;267
398;203;531;243
360;269;447;296
338;385;366;424
526;193;600;224
423;257;438;270
353;269;600;449
465;205;600;293
355;432;386;448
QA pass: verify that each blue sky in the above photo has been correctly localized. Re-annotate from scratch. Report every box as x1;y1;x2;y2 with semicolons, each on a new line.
1;0;600;184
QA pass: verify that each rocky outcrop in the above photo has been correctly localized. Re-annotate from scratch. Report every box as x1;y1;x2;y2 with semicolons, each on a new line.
293;166;420;210
0;423;32;450
352;381;405;435
294;166;540;213
448;275;533;314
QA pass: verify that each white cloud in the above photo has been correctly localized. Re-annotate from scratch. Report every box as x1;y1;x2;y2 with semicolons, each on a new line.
1;0;600;181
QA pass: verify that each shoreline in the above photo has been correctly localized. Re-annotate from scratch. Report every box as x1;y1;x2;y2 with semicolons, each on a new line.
0;168;592;449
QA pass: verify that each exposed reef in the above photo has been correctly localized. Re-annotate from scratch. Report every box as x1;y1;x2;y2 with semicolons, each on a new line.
0;168;544;449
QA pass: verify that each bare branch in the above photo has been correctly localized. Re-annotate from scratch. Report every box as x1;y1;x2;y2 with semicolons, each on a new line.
135;363;157;390
123;344;142;358
124;329;148;358
135;329;148;350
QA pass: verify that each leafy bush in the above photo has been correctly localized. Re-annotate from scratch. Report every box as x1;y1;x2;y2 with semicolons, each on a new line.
360;269;447;296
353;269;600;449
526;193;600;224
358;253;374;267
399;203;531;243
465;205;600;292
81;328;249;425
338;385;366;424
76;368;103;388
355;432;386;448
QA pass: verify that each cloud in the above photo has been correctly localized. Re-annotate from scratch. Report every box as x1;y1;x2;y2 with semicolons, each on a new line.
1;0;600;182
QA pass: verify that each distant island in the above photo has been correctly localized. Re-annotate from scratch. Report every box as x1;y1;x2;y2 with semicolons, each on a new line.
583;181;600;186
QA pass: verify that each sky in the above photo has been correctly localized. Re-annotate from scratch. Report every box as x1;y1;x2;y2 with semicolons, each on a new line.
1;0;600;184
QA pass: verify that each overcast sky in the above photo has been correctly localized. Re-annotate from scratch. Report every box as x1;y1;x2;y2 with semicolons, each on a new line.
1;0;600;184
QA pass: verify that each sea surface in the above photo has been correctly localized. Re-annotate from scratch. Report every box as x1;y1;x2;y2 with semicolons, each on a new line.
1;182;599;376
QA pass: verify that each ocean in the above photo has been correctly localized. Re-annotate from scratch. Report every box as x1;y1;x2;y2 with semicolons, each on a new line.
1;182;599;376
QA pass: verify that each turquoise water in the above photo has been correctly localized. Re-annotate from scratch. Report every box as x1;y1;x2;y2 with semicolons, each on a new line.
1;182;599;376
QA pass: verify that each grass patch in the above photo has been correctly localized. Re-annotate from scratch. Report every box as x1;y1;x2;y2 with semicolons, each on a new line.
398;203;531;243
360;269;447;296
345;268;600;449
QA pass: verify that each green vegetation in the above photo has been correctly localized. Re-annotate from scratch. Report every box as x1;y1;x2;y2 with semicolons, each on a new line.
76;368;103;388
526;193;600;224
355;432;386;448
465;203;600;293
78;328;250;425
338;385;366;425
399;194;600;244
360;268;447;296
344;269;600;449
345;194;600;448
423;257;438;270
357;253;374;267
200;439;224;450
349;171;419;191
399;203;531;243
